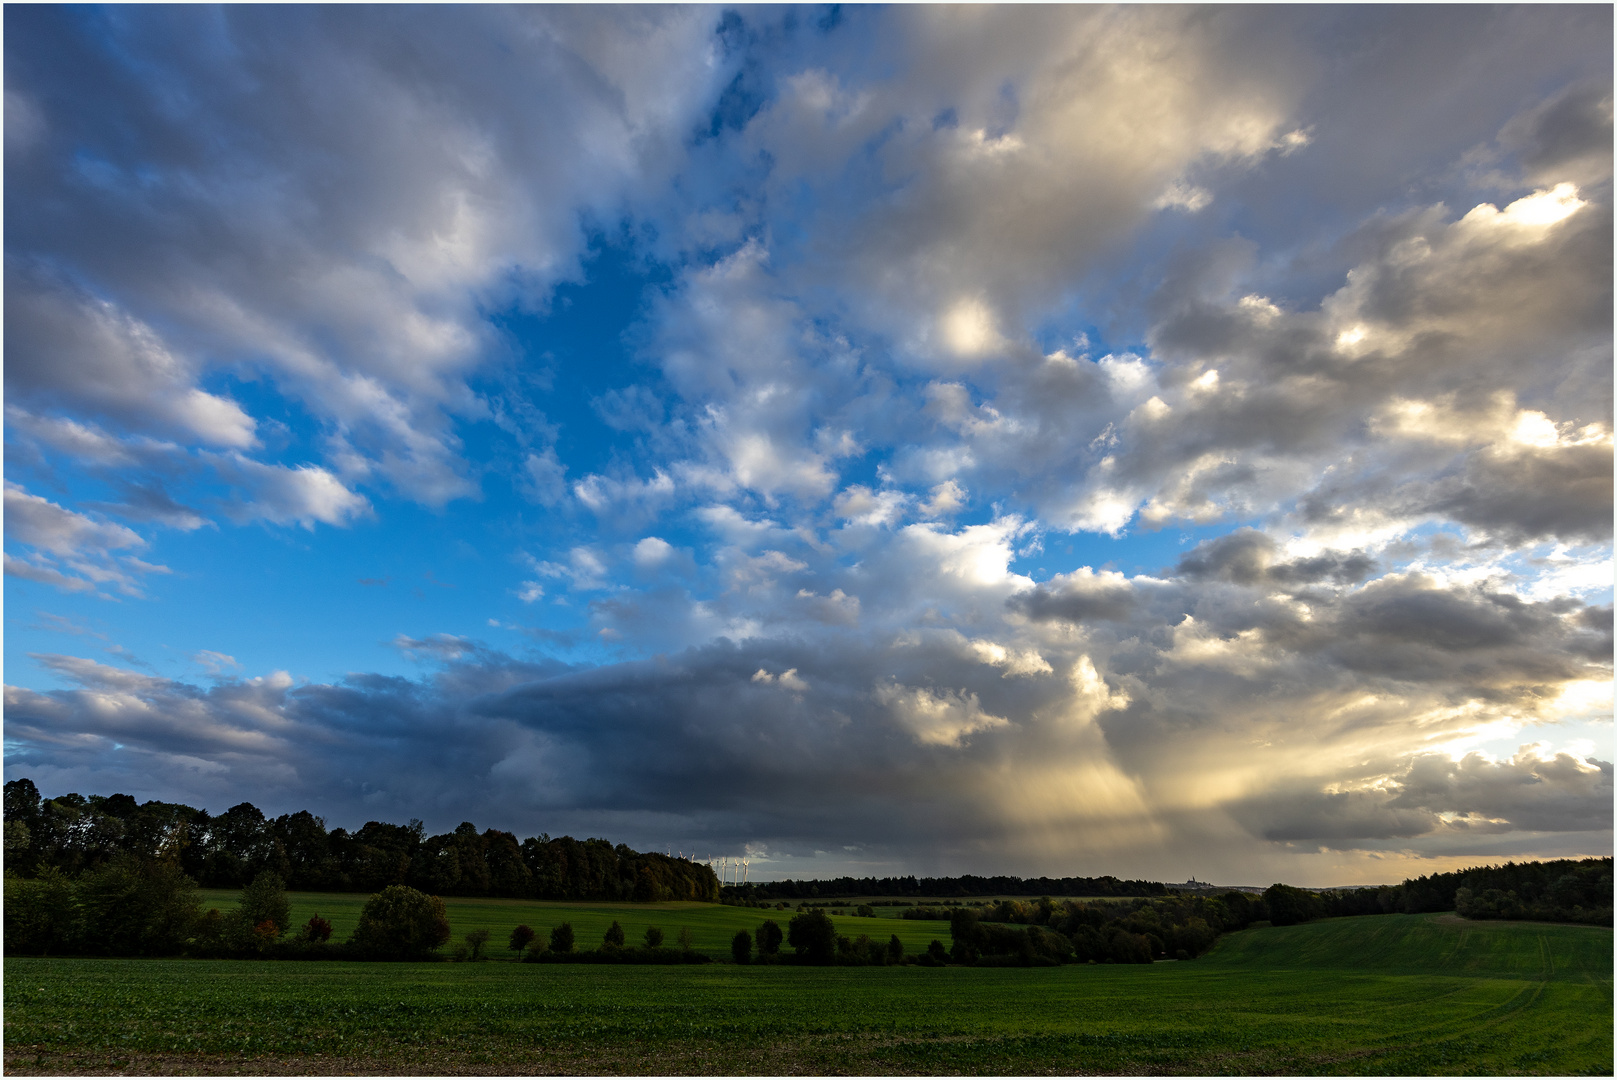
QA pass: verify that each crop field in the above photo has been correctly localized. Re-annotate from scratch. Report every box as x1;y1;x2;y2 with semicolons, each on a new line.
195;890;953;956
5;913;1610;1076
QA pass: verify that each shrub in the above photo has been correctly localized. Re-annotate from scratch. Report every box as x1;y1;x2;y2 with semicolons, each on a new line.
755;919;782;955
644;925;664;948
677;927;693;950
352;885;451;959
603;920;626;948
550;922;575;953
888;934;904;963
300;914;334;943
731;929;752;964
509;924;535;953
464;928;491;960
855;904;874;917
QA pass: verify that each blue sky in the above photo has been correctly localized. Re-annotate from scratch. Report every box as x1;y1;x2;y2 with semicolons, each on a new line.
5;5;1611;885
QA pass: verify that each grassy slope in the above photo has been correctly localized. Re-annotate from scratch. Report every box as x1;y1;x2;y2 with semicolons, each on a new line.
6;913;1611;1076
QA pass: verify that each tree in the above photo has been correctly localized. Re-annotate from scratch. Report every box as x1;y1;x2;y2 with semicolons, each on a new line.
509;924;536;953
855;904;874;917
644;925;664;948
352;885;451;959
887;934;904;963
464;929;491;960
603;919;626;948
926;939;949;964
677;927;694;950
300;913;334;943
550;922;575;953
948;908;983;964
3;865;80;954
238;871;291;937
787;909;837;964
755;919;783;955
1263;883;1321;927
731;929;752;964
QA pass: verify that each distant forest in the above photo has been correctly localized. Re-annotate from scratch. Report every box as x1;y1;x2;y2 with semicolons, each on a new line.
720;874;1171;900
2;779;717;902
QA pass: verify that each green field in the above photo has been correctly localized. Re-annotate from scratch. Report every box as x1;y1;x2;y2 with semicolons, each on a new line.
196;890;953;956
5;913;1610;1075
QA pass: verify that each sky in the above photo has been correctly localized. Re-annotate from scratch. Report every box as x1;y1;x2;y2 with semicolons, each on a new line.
4;5;1612;887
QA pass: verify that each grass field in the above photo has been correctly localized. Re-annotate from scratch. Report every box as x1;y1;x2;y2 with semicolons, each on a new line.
195;890;954;956
5;912;1610;1075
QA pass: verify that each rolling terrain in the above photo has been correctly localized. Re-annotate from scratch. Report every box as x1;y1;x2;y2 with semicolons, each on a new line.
5;910;1610;1075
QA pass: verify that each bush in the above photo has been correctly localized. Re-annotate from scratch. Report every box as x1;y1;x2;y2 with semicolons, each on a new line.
300;914;334;943
643;925;664;948
550;922;575;953
464;928;490;960
509;924;535;953
731;929;752;964
755;919;782;955
603;920;626;948
351;885;451;959
855;904;874;917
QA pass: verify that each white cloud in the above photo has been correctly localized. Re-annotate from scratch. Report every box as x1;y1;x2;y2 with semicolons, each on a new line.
213;455;371;529
876;681;1010;747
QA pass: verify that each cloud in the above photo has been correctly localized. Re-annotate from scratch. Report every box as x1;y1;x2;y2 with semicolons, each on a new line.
3;481;166;596
212;455;371;529
6;5;734;505
4;273;257;448
2;8;1610;884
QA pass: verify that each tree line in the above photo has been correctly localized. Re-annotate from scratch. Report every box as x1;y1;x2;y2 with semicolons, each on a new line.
1263;858;1611;927
2;778;717;902
720;872;1169;902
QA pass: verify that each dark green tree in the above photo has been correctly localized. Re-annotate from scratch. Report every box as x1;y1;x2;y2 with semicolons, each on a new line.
787;908;837;964
755;918;783;955
238;870;291;937
603;919;626;948
1263;883;1322;927
949;908;983;963
509;924;536;953
550;922;575;953
731;928;752;964
644;925;664;948
351;885;451;959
